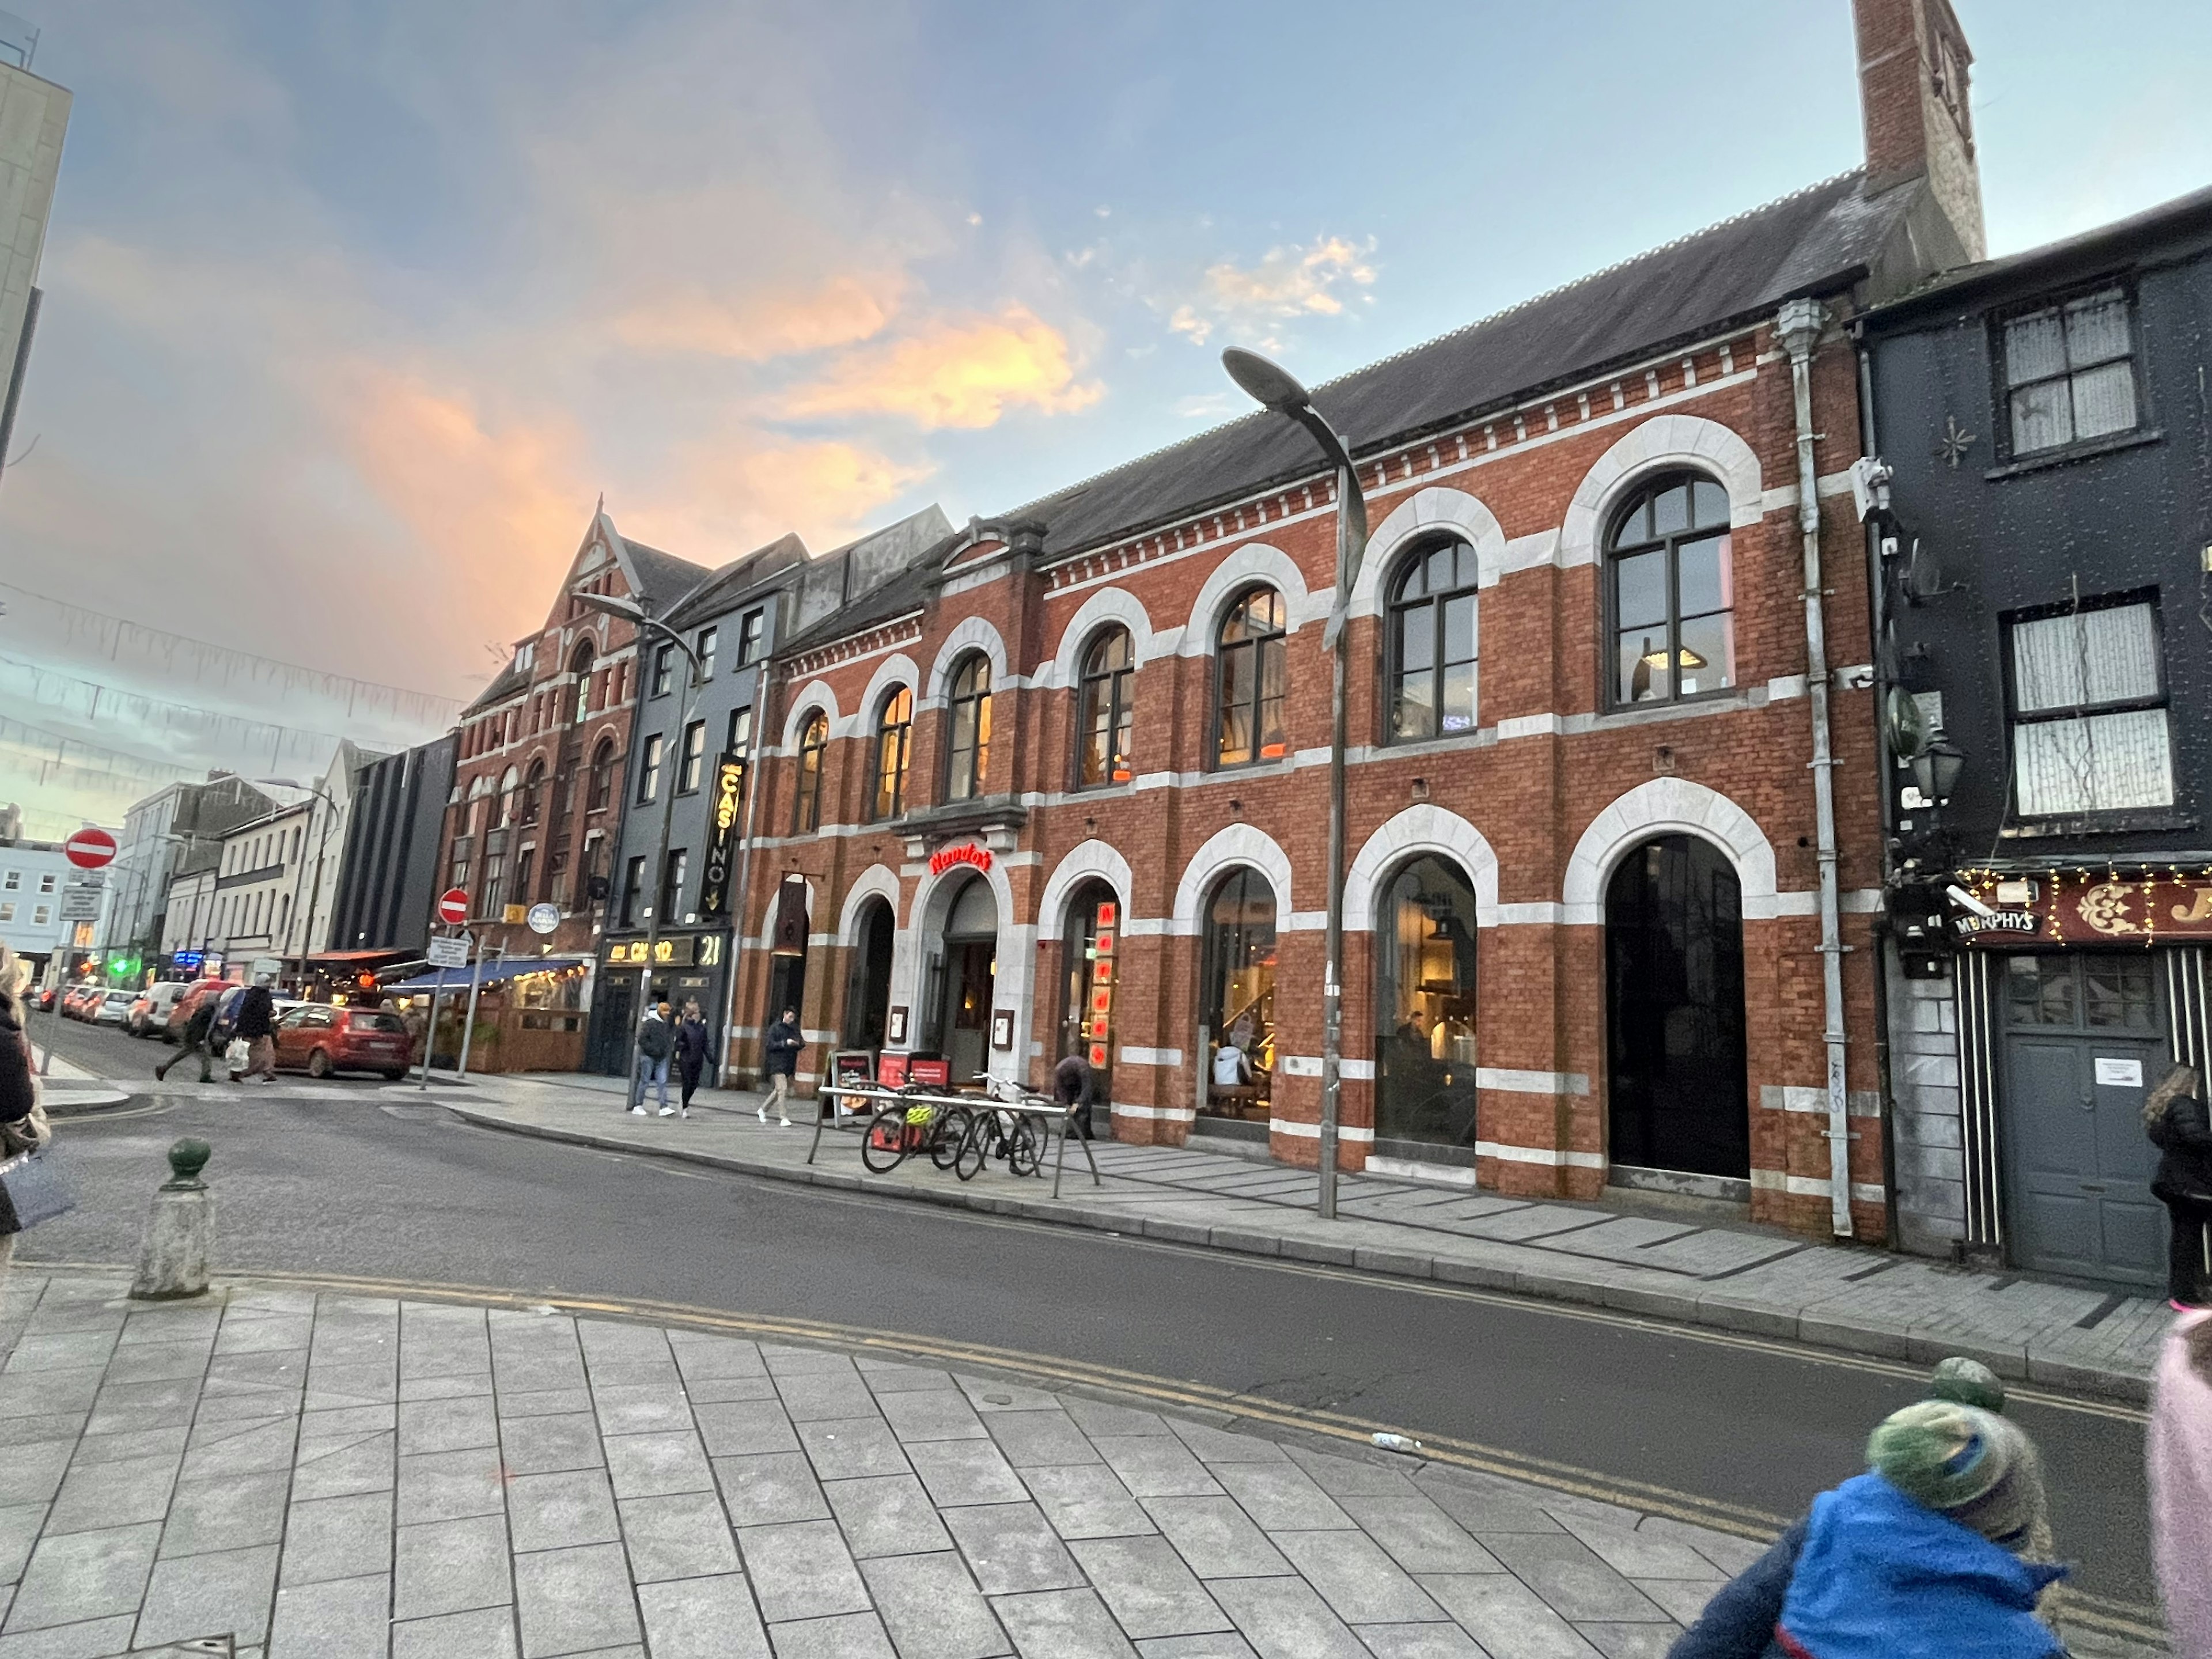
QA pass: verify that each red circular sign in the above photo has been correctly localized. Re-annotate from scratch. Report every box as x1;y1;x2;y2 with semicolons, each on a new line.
437;888;469;925
64;827;117;870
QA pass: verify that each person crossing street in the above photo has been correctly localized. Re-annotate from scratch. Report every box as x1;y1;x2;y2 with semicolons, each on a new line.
760;1006;800;1126
673;1000;711;1119
154;992;217;1084
233;975;279;1085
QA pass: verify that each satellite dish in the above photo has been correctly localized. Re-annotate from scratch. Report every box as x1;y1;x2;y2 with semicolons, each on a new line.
1885;687;1932;760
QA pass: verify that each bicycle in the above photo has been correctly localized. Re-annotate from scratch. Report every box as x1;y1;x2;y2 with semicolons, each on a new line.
859;1084;969;1174
952;1074;1050;1181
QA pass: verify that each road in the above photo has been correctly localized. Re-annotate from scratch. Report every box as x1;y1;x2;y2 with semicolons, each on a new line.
26;1014;2160;1619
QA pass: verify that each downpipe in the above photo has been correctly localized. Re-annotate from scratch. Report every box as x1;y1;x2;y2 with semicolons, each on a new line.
1778;298;1855;1239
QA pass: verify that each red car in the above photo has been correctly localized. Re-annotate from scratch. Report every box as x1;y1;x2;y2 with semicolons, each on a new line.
272;1003;415;1079
164;979;233;1039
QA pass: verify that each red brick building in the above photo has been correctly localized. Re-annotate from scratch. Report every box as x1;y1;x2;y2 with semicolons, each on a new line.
727;0;1984;1241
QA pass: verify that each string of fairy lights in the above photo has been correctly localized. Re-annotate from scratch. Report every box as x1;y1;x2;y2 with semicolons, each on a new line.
1953;862;2212;947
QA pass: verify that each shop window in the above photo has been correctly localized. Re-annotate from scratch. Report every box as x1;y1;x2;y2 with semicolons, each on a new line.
1060;881;1120;1092
1374;854;1479;1149
1077;627;1136;787
945;654;993;802
872;687;913;821
1608;474;1733;706
1215;587;1288;767
1200;868;1277;1118
1998;285;2139;459
793;710;828;832
1387;538;1479;741
2007;593;2172;817
2004;953;2156;1030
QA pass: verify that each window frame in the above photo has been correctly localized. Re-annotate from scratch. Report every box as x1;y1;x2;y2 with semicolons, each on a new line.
944;653;993;802
1382;536;1481;745
1999;586;2175;822
793;710;829;833
677;720;707;794
1213;586;1290;770
1989;278;2147;465
696;626;718;679
588;740;617;812
619;855;646;927
872;686;914;821
1075;626;1137;789
736;609;766;666
637;732;664;804
1601;471;1736;711
650;642;675;698
728;706;753;759
660;847;688;922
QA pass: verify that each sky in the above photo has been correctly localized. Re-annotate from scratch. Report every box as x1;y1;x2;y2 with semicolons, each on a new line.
0;0;2207;838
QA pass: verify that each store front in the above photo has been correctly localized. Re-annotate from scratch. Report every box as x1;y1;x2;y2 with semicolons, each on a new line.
1199;867;1276;1124
589;933;727;1074
1059;880;1119;1094
842;896;896;1052
925;874;997;1083
1373;854;1480;1157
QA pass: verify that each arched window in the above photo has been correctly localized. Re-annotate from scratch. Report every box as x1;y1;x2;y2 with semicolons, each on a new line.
1077;627;1135;787
588;739;617;812
1374;854;1479;1149
1200;868;1277;1116
521;759;545;825
1387;539;1479;741
945;654;992;802
794;710;829;832
569;640;596;726
872;688;912;821
497;766;520;828
1607;473;1734;706
1215;588;1287;767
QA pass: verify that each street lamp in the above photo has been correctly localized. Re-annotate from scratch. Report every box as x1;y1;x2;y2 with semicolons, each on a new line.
1910;739;1966;810
259;778;340;995
573;591;702;1105
1221;348;1368;1221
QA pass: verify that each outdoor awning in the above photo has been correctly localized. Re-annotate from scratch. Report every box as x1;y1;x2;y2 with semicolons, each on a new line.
304;949;412;967
384;956;591;994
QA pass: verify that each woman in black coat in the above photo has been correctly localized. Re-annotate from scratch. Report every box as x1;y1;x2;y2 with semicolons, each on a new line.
2148;1063;2212;1309
673;1001;713;1119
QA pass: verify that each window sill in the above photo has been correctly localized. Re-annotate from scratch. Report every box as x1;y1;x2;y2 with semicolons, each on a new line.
1589;692;1752;730
1984;427;2163;480
1211;756;1298;779
1999;809;2197;839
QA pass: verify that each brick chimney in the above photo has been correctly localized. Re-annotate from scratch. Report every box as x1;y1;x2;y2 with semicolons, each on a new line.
1854;0;1985;262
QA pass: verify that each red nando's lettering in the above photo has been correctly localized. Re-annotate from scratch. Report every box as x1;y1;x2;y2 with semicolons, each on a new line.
928;843;993;878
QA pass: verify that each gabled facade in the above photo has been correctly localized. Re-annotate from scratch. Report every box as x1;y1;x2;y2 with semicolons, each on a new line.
721;0;1987;1243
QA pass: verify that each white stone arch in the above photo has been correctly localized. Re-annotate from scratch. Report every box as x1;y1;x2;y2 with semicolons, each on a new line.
1557;413;1765;570
1180;543;1318;653
1343;806;1499;932
1561;777;1781;925
1172;823;1294;928
855;653;921;731
1350;488;1509;619
781;681;841;751
1046;588;1158;690
1037;840;1135;936
925;616;1010;704
888;850;1035;1082
836;864;904;943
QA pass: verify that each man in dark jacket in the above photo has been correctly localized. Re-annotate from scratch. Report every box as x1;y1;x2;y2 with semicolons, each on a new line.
760;1007;800;1126
2149;1064;2212;1308
156;992;218;1084
234;976;278;1084
631;1000;674;1116
673;1001;711;1119
1054;1052;1098;1140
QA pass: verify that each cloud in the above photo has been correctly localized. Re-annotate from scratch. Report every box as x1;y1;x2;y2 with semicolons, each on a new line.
612;272;908;361
786;307;1103;430
1173;391;1236;421
625;427;931;558
1167;234;1378;346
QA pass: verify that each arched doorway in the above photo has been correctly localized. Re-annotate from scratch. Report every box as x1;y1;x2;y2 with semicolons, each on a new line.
1200;868;1276;1121
1373;854;1479;1152
842;896;895;1051
1059;880;1120;1091
1605;834;1748;1179
925;875;997;1082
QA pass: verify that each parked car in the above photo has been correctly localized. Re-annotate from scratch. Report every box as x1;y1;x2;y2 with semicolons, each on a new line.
33;985;54;1012
208;986;298;1052
272;1003;415;1080
91;988;137;1026
165;978;232;1041
128;982;190;1037
63;984;100;1021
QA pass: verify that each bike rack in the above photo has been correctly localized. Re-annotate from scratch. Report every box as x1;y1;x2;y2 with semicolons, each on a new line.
812;1084;1103;1198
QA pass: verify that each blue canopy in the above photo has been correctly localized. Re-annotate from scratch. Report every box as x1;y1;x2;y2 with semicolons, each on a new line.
385;956;590;993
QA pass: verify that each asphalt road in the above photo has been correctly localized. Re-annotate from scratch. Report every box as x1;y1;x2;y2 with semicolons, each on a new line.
26;1016;2159;1615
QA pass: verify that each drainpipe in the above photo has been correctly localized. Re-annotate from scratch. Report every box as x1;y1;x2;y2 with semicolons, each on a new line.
1777;297;1855;1239
1855;327;1903;1251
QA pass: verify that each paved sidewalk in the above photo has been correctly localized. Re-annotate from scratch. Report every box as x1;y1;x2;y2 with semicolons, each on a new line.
439;1077;2170;1402
0;1269;1804;1659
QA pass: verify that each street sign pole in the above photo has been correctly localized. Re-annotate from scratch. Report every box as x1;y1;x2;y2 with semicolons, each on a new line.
456;939;499;1081
47;829;119;1078
417;961;446;1092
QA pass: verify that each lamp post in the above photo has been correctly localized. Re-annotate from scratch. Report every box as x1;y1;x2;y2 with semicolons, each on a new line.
573;592;702;1104
258;778;339;997
1221;347;1368;1221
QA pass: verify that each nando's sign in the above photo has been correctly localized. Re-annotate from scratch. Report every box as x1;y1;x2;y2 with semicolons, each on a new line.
1961;873;2212;946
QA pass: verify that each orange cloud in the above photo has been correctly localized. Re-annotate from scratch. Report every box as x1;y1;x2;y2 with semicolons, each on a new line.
626;428;932;558
1169;234;1378;345
786;306;1103;430
613;271;908;361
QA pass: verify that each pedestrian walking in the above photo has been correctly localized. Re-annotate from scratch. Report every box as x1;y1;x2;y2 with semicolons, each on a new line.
673;1000;711;1118
2150;1306;2212;1659
2147;1063;2212;1310
233;975;278;1084
1054;1051;1097;1140
632;1000;674;1116
760;1006;800;1126
156;991;218;1084
0;947;45;1291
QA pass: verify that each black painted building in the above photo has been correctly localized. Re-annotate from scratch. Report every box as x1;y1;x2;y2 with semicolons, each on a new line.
1861;184;2212;1288
328;735;457;963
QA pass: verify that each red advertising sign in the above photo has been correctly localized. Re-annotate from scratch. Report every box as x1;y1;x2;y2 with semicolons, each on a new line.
1959;873;2212;946
928;842;992;878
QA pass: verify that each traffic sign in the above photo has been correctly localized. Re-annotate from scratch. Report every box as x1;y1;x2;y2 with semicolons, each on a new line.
58;885;103;923
437;888;469;926
526;902;559;935
426;935;470;969
64;827;116;870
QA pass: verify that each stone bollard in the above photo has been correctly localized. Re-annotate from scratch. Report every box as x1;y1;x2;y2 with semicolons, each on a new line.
129;1138;213;1301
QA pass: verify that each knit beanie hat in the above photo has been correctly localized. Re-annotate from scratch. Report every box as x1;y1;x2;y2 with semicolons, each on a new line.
1868;1400;2046;1550
1927;1355;2008;1414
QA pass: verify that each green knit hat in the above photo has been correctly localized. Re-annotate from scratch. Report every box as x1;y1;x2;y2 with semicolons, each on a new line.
1927;1355;2008;1414
1868;1400;2041;1547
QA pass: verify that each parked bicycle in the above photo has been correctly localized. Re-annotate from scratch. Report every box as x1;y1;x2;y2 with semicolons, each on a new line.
859;1084;971;1175
950;1073;1050;1181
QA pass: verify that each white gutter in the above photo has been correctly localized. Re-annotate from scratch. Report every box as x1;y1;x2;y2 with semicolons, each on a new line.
1777;298;1855;1238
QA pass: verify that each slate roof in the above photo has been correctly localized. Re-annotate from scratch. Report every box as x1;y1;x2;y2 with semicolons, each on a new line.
778;531;957;658
460;656;532;717
664;533;809;630
620;535;715;611
999;169;1921;562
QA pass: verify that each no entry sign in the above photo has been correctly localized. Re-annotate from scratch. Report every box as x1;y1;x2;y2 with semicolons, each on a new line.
437;888;469;926
64;827;116;870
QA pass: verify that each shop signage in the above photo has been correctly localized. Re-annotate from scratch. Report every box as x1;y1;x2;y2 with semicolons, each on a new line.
1087;900;1117;1069
929;842;992;879
698;756;746;919
771;878;809;957
1959;874;2212;946
604;936;715;968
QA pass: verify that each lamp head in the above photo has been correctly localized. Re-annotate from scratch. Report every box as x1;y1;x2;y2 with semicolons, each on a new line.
1221;348;1310;414
574;591;646;624
1911;738;1966;806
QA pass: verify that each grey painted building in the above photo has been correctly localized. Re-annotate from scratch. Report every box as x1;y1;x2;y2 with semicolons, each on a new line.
329;734;458;960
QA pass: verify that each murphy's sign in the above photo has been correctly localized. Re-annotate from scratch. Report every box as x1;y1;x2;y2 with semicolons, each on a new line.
1961;874;2212;946
697;756;745;919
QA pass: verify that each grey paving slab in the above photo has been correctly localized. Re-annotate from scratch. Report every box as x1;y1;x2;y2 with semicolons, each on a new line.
502;1410;607;1475
160;1468;290;1557
1351;1626;1490;1658
499;1387;597;1421
986;1411;1103;1469
1142;1498;1291;1580
1548;1514;1726;1582
0;1612;141;1657
1209;1465;1350;1533
1206;1575;1370;1659
779;1373;882;1425
68;1426;188;1468
1334;1495;1502;1576
1410;1470;1563;1535
399;1392;499;1455
0;1443;71;1509
953;1378;1066;1415
42;1453;179;1535
737;1519;872;1623
1418;1574;1605;1659
395;1513;512;1621
1281;1448;1419;1501
1131;1637;1259;1659
618;1490;741;1583
509;1469;622;1553
98;1339;209;1385
824;1474;953;1559
990;1588;1141;1659
182;1415;300;1481
637;1572;771;1658
1479;1533;1671;1623
280;1491;393;1588
1070;1536;1233;1641
668;1333;767;1380
132;1540;279;1647
396;1446;505;1522
393;1604;522;1658
877;1390;988;1442
4;1522;160;1633
800;1419;911;1481
906;1441;1029;1509
859;1551;1010;1659
0;1503;43;1584
1020;1465;1157;1541
1272;1531;1445;1624
853;1361;957;1394
291;1431;397;1505
604;1429;714;1498
1062;1400;1172;1440
767;1609;898;1658
716;1452;832;1527
697;1399;804;1457
592;1383;695;1435
943;1502;1084;1594
513;1541;642;1658
267;1572;391;1659
1168;1424;1287;1466
1093;1440;1222;1501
